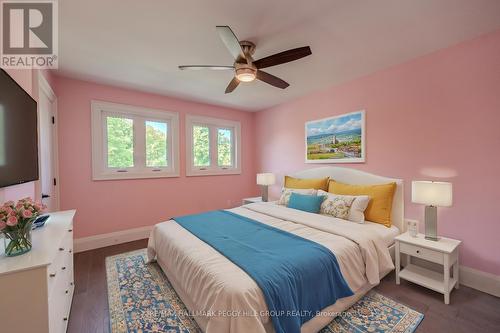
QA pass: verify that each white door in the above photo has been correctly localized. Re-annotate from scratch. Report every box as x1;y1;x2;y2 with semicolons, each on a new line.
38;75;58;212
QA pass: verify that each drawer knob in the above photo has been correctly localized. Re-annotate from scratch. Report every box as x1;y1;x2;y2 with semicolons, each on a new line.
59;247;64;251
62;266;66;270
65;290;69;294
69;249;72;253
70;282;74;286
63;317;68;321
416;250;420;254
49;273;56;278
68;229;73;232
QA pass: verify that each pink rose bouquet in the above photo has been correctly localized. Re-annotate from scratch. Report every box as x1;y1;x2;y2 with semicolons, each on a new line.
0;198;46;256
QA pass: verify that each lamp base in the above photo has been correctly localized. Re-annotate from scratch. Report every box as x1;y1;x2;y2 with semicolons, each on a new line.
424;205;439;241
261;185;269;202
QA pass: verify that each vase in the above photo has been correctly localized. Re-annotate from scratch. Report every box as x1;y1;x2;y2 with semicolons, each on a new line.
3;221;33;257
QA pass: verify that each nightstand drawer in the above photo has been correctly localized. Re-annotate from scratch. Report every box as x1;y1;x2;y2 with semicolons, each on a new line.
400;242;443;264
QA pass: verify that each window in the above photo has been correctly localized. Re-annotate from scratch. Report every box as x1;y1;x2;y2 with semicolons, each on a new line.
193;125;210;167
186;115;241;176
91;101;179;180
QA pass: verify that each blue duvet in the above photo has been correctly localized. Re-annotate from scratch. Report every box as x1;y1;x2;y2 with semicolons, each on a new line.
174;210;353;333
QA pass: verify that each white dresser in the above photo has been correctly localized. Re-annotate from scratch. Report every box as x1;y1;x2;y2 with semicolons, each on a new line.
0;210;76;333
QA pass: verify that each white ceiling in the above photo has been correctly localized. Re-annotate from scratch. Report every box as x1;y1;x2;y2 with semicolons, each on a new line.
57;0;500;111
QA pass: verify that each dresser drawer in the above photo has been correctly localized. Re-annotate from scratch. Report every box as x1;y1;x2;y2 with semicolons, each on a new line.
48;256;73;333
400;242;443;264
49;251;72;297
49;280;73;333
48;227;74;296
48;290;64;333
47;251;65;295
62;281;74;333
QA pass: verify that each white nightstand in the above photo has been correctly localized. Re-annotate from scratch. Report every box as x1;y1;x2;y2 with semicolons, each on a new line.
395;232;461;304
242;197;262;205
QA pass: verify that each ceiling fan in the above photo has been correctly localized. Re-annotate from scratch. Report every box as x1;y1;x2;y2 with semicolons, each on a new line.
179;26;312;93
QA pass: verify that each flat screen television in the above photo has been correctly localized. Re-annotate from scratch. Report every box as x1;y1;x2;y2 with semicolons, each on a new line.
0;69;39;188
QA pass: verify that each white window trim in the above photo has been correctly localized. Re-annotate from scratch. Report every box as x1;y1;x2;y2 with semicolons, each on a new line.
91;100;180;180
186;114;241;176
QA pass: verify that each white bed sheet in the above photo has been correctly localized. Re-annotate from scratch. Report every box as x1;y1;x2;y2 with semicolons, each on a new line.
359;221;400;247
147;202;395;333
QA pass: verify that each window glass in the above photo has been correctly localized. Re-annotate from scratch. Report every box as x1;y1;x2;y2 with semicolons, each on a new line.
146;121;168;167
193;125;210;167
217;128;233;167
106;116;134;168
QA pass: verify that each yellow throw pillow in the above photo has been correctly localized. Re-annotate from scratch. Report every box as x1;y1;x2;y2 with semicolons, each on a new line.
328;180;396;227
284;176;329;191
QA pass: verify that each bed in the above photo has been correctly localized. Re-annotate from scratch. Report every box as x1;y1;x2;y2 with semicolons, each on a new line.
147;166;405;333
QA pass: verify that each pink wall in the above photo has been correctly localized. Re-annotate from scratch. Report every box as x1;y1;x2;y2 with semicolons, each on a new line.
53;76;258;238
255;30;500;275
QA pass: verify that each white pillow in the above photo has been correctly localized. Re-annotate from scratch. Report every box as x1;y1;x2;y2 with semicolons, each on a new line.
318;190;370;223
278;188;317;206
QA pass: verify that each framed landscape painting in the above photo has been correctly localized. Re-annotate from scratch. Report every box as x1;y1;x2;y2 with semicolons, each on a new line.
305;110;365;163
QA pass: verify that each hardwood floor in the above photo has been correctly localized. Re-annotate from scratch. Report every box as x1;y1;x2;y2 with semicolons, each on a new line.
68;239;149;333
68;240;500;333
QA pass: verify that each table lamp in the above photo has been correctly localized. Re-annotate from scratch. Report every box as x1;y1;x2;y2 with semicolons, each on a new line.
256;173;275;202
412;180;453;241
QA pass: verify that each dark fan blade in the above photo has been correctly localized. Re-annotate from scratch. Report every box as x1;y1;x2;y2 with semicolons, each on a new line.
253;46;311;69
216;26;245;60
256;70;289;89
179;65;234;70
225;77;240;93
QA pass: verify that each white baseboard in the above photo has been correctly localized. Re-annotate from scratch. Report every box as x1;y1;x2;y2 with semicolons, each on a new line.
460;266;500;297
74;225;153;253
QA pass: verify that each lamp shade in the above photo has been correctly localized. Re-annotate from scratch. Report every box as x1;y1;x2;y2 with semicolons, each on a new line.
412;181;452;207
257;173;275;186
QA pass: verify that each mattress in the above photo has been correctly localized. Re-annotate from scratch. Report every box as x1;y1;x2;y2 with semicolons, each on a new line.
147;202;395;333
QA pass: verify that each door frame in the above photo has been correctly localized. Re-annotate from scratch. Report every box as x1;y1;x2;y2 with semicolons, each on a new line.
37;73;60;211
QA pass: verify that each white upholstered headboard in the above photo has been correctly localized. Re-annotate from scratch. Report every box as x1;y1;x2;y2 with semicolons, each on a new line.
290;166;405;232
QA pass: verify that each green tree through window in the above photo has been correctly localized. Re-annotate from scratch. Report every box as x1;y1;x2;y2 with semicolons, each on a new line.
107;116;134;168
146;121;168;167
193;125;210;166
217;128;232;166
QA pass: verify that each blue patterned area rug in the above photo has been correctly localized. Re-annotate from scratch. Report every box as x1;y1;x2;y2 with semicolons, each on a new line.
106;249;423;333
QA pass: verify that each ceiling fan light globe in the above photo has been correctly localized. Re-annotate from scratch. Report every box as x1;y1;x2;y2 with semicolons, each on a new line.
235;68;256;82
237;73;256;82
